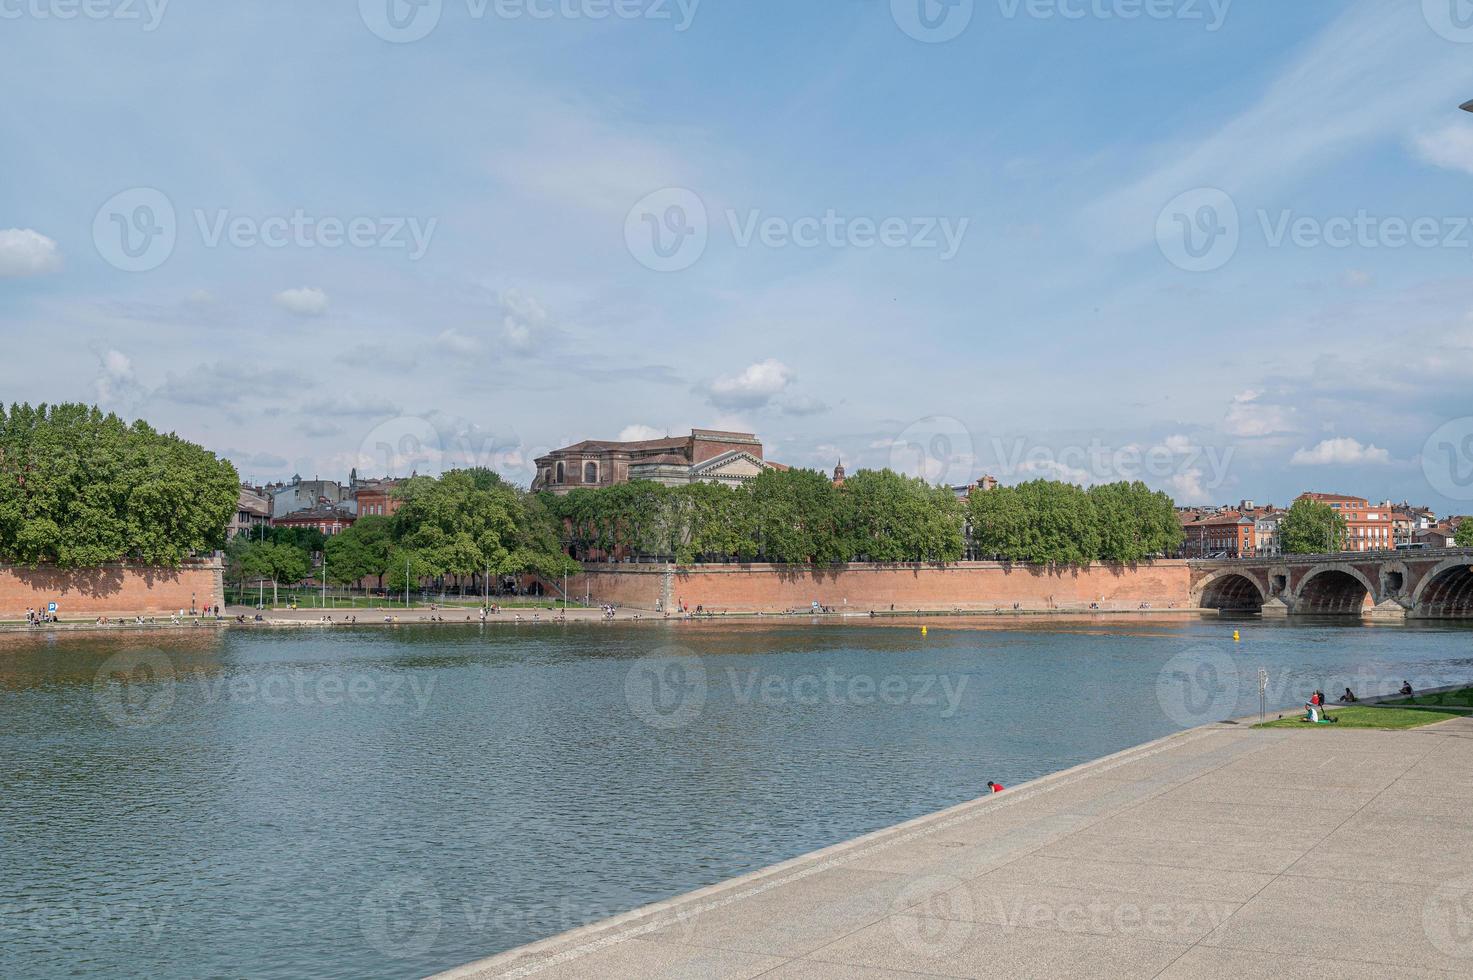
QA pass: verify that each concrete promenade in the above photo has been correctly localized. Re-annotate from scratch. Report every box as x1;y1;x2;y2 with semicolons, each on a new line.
437;716;1473;979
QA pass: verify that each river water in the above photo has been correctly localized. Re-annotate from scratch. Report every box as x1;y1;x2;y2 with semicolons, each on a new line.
1;617;1470;979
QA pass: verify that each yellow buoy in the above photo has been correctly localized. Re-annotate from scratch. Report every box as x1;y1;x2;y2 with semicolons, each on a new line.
921;626;928;636
1233;630;1241;643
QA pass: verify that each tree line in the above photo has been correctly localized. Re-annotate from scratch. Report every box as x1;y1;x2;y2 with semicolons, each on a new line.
227;468;578;598
545;469;1182;566
0;403;238;567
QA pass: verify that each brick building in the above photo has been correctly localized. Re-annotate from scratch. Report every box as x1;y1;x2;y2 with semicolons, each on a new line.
272;505;355;536
352;479;403;518
1296;492;1395;552
532;429;784;494
1181;511;1256;558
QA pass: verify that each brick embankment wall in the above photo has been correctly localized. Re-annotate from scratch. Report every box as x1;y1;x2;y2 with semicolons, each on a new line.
0;560;225;618
567;562;1192;613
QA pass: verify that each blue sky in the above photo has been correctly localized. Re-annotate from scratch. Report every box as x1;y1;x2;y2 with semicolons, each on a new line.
3;0;1473;512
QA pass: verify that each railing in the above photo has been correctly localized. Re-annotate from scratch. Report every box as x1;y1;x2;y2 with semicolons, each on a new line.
1191;547;1473;567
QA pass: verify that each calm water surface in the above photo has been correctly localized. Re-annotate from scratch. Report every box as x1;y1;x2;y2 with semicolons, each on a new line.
2;617;1470;979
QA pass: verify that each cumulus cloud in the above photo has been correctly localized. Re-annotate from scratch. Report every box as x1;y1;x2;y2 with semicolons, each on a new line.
1413;124;1473;177
705;358;793;410
157;362;305;408
274;287;329;317
92;348;146;409
498;289;556;352
436;328;482;355
1224;390;1295;438
1167;468;1211;505
0;228;61;277
1290;437;1391;466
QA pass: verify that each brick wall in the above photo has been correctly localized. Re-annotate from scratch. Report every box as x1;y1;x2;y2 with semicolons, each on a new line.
567;562;1192;613
0;560;224;619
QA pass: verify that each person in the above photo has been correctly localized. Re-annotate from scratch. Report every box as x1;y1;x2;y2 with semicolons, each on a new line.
986;781;1004;794
1339;688;1358;703
1401;681;1414;697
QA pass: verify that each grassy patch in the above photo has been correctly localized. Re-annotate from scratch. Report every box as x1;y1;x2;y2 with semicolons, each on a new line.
1255;705;1462;730
1381;687;1473;709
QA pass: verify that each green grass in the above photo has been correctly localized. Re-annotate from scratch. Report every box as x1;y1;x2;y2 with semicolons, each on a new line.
1255;705;1463;730
1381;687;1473;709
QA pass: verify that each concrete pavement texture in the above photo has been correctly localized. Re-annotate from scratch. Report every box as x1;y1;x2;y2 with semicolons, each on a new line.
433;714;1473;980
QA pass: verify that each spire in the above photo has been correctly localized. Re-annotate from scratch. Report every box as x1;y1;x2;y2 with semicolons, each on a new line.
833;459;846;486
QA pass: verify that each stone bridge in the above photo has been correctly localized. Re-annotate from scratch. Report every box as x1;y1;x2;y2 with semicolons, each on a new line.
1190;549;1473;619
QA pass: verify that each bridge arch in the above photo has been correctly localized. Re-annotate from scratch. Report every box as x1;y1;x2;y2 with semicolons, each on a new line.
1410;558;1473;619
1293;564;1378;615
1195;570;1267;612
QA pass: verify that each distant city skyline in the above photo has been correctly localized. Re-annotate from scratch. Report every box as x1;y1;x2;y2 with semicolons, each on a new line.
4;1;1473;511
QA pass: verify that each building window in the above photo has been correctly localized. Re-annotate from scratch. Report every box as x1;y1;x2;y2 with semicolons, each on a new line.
555;461;565;484
583;461;598;484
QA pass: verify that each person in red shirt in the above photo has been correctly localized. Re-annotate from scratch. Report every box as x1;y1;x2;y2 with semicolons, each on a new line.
987;781;1004;794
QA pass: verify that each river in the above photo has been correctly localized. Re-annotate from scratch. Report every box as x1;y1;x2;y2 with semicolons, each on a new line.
1;617;1469;978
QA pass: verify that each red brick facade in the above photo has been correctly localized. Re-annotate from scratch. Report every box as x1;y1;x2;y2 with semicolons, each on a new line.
565;562;1192;613
0;560;224;619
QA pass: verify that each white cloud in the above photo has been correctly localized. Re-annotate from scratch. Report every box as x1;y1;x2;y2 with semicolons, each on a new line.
1014;458;1093;485
1413;124;1473;177
1224;390;1295;438
1290;437;1390;466
0;228;61;277
1167;468;1210;505
274;287;329;317
617;424;666;442
436;328;482;355
498;289;554;352
93;348;145;409
706;358;793;410
1161;433;1194;454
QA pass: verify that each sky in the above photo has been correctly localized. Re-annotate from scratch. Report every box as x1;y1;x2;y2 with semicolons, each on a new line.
3;0;1473;513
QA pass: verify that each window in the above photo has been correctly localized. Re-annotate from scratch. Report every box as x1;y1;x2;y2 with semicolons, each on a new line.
583;461;598;484
555;461;565;484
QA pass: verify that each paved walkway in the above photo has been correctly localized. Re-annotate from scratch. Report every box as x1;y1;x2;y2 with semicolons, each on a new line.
436;716;1473;980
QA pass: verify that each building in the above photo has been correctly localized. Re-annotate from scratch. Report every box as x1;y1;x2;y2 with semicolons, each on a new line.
352;478;403;518
272;505;355;537
1251;509;1284;557
1296;492;1395;553
271;475;346;518
532;429;785;494
1182;511;1256;558
229;485;272;539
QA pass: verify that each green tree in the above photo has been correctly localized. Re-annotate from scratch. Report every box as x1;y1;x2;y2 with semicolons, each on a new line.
968;480;1099;564
1454;519;1471;548
324;515;394;589
1280;499;1348;554
839;469;963;562
0;402;237;567
1089;481;1183;562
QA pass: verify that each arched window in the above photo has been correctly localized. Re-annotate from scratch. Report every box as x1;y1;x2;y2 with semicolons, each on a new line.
555;461;565;484
584;461;598;484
